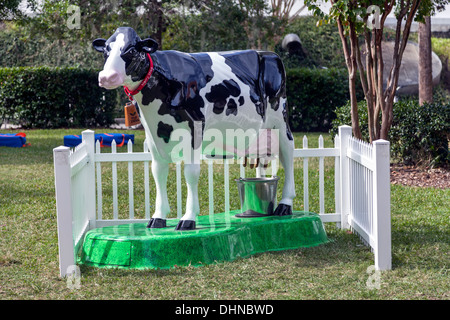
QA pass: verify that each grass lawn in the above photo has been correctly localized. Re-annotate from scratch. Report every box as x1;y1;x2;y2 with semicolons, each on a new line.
0;128;448;300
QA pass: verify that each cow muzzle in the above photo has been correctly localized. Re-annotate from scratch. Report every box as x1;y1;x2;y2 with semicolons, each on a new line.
98;69;124;89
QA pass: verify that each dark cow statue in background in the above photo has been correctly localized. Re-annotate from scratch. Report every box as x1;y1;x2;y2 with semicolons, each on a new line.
93;27;295;230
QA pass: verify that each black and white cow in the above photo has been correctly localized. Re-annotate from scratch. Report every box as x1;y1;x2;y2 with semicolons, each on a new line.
93;27;295;230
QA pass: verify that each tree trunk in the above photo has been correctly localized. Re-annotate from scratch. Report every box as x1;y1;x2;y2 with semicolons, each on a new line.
337;17;362;140
349;29;362;140
380;107;392;140
418;16;433;105
155;2;164;49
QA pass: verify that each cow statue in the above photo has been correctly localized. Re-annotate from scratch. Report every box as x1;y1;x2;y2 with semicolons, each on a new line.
93;27;295;230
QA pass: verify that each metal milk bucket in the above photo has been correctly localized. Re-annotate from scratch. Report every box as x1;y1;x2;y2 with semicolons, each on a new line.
235;176;279;217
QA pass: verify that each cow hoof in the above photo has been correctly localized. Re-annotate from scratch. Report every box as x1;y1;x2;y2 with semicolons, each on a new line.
273;203;292;216
175;220;196;230
147;218;167;228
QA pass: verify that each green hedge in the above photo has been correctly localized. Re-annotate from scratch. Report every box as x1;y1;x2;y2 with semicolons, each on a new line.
331;100;450;167
286;67;363;132
0;67;117;128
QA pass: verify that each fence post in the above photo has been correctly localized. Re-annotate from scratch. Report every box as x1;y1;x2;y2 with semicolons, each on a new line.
338;125;352;229
82;130;96;228
303;135;309;212
372;139;391;270
334;135;341;228
54;146;74;278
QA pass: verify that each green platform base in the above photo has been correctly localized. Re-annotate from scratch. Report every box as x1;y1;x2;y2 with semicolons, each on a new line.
79;211;328;270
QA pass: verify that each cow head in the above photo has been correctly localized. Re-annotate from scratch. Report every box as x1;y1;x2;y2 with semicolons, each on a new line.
93;27;158;89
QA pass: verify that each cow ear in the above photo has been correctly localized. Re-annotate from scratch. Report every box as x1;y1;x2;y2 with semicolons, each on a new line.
92;38;107;52
136;38;158;53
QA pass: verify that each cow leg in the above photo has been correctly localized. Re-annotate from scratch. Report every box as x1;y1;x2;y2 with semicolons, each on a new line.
273;129;295;216
175;162;200;230
147;158;170;228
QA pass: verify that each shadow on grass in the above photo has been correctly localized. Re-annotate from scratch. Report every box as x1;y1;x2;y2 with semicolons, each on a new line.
390;224;449;270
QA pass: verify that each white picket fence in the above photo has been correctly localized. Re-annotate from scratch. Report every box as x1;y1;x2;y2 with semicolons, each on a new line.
54;125;391;277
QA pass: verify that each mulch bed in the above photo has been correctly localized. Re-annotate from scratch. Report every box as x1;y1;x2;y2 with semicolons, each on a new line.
390;164;450;189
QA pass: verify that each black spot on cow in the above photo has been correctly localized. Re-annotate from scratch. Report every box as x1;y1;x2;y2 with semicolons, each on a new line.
226;99;238;116
269;97;279;111
205;79;241;115
255;101;264;117
211;100;226;115
282;105;293;141
157;121;174;143
238;96;245;106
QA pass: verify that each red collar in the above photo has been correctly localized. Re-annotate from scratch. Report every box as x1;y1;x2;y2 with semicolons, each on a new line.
124;53;153;101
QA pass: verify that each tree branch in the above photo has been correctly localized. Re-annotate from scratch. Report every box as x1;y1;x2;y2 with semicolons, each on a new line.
385;0;421;103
